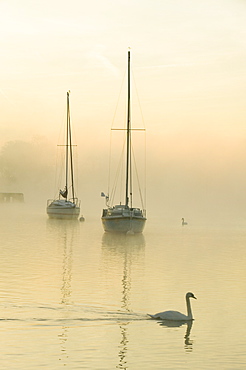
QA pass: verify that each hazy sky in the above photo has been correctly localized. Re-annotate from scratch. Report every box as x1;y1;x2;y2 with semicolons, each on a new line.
1;0;246;219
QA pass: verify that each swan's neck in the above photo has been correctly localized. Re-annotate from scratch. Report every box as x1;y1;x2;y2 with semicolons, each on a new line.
186;296;193;319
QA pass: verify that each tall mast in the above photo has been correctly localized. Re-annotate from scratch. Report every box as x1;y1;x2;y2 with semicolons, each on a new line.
125;50;131;207
68;92;75;202
65;91;70;201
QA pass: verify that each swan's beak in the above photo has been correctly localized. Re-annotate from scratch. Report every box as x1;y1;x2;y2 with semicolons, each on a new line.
193;295;197;299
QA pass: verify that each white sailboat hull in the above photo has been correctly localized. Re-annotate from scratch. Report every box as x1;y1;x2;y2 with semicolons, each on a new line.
102;216;146;234
47;199;80;220
101;206;146;233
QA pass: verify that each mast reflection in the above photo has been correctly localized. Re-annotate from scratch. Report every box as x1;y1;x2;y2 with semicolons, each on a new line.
47;219;77;365
102;233;145;369
60;231;73;305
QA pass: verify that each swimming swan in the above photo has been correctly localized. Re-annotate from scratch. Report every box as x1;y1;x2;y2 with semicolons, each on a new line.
148;292;196;321
182;218;188;226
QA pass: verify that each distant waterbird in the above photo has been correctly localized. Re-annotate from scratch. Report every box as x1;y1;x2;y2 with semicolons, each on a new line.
148;292;197;321
182;218;188;226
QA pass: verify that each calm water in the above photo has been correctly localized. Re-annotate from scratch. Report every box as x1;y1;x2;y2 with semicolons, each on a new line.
1;204;246;369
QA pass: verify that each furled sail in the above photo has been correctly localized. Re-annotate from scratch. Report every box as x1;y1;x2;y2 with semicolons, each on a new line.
59;186;68;199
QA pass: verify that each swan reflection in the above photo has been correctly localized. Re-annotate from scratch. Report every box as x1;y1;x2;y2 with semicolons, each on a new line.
156;320;194;352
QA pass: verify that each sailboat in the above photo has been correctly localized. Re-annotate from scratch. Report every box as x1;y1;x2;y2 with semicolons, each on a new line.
47;91;80;220
101;51;147;233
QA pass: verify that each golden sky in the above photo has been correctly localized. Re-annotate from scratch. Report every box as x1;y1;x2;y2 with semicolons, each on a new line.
1;0;246;217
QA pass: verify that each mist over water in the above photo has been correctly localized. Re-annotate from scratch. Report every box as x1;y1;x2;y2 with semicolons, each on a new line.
1;129;246;226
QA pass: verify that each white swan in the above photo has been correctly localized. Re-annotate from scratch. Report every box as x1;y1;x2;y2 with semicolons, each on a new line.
182;218;188;226
148;292;196;321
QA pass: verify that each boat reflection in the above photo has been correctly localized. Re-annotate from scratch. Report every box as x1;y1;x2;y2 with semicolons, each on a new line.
102;232;145;250
46;217;80;232
101;232;145;369
156;320;194;352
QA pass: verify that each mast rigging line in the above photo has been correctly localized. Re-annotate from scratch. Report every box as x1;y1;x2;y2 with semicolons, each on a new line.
107;69;127;199
132;146;145;210
132;69;147;210
109;139;126;206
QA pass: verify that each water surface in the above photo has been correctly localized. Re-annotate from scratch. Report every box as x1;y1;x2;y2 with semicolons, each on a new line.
1;204;246;369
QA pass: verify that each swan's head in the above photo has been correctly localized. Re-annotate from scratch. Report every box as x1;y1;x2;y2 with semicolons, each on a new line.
186;292;197;300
